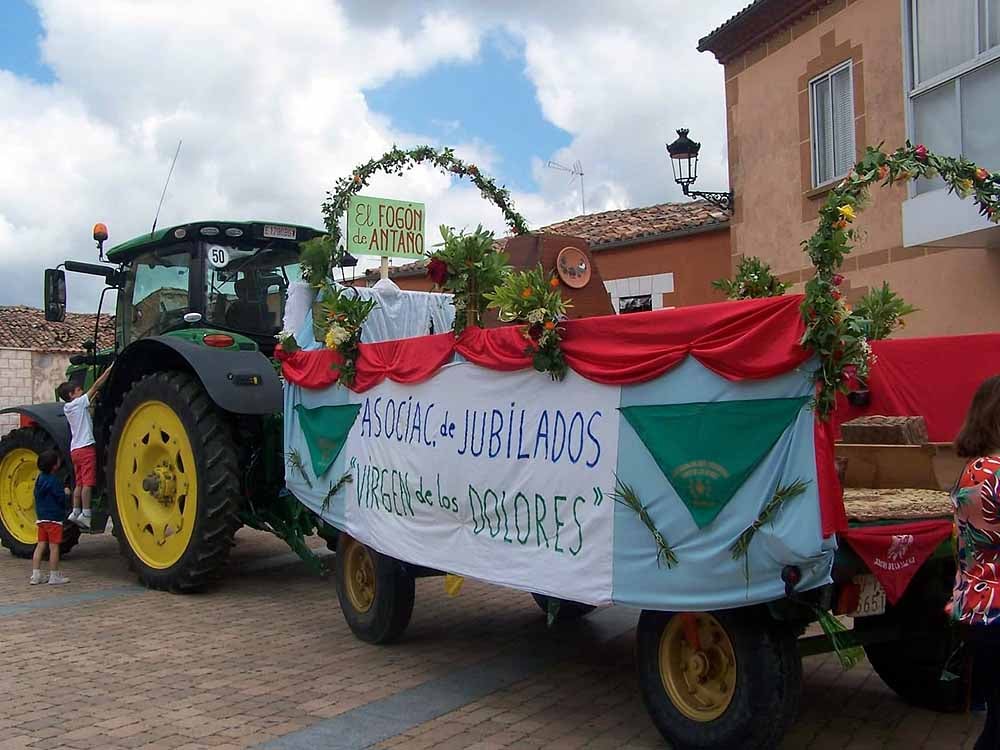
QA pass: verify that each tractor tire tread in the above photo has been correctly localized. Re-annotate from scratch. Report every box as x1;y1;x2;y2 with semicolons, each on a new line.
108;371;240;593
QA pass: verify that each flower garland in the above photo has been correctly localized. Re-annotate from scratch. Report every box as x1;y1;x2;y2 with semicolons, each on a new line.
307;145;530;278
484;265;570;380
803;143;1000;417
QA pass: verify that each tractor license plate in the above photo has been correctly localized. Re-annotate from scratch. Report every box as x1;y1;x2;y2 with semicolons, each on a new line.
850;574;886;617
263;224;297;240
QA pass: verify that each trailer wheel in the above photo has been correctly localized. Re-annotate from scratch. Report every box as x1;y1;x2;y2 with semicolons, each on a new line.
637;609;801;750
107;372;240;592
335;534;414;644
856;569;966;712
0;427;79;558
531;593;596;621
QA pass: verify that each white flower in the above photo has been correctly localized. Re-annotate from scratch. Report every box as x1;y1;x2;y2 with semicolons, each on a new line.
325;324;350;349
526;308;546;324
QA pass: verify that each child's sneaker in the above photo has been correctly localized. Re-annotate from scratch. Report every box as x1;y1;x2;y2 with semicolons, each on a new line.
47;571;70;585
29;570;45;585
67;509;81;524
76;514;91;530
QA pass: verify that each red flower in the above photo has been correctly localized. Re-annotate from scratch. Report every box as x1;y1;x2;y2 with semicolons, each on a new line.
832;273;844;286
427;258;449;285
914;144;928;162
831;290;842;301
976;167;990;182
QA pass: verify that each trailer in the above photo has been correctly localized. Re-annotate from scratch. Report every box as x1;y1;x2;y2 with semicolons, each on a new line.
278;275;970;750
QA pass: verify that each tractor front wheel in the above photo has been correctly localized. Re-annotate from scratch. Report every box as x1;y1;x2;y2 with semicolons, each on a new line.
0;427;80;558
335;534;414;644
107;371;240;592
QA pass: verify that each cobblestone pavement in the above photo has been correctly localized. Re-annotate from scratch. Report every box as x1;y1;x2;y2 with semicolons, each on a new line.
0;530;985;749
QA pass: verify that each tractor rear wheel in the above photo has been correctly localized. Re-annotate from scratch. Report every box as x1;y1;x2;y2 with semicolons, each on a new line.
0;427;80;558
107;371;240;592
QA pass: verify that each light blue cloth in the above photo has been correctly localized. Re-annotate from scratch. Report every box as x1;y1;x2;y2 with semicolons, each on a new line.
284;354;834;612
613;357;834;610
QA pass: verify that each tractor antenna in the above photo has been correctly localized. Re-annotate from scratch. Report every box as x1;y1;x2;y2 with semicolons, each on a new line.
546;159;585;215
151;139;183;238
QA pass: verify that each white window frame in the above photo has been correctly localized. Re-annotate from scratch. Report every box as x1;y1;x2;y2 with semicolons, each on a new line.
904;0;1000;198
908;0;1000;95
809;60;855;189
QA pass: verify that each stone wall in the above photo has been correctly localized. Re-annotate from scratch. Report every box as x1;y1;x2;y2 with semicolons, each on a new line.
0;349;35;435
0;349;73;436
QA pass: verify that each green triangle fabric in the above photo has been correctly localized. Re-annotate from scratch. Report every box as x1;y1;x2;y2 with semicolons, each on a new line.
294;403;361;478
619;397;808;528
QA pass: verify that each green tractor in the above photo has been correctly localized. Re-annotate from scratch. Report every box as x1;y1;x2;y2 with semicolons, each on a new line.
0;220;341;591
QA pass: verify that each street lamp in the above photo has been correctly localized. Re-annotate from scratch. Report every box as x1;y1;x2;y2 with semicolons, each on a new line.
666;128;734;212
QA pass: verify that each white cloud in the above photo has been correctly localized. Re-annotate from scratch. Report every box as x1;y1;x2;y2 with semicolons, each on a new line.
1;0;744;308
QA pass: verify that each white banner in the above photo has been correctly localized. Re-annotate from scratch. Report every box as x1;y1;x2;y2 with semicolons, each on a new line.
340;364;621;605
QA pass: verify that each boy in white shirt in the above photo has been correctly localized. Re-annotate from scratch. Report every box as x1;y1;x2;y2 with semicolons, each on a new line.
57;366;112;529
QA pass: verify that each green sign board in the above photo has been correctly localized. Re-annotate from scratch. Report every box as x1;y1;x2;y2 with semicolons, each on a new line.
347;195;425;259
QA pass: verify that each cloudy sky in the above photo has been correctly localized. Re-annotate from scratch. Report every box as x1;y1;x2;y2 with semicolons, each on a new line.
1;0;745;310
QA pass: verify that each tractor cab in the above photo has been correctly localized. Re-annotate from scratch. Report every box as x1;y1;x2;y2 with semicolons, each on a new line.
45;220;325;355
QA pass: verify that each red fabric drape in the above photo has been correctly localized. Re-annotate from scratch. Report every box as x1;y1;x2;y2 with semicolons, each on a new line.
276;334;456;392
841;519;953;604
814;415;846;537
558;295;809;384
353;334;456;392
282;295;810;390
275;344;343;390
835;333;1000;442
456;326;533;371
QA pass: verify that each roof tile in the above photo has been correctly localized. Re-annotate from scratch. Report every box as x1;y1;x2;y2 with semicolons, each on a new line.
0;306;115;352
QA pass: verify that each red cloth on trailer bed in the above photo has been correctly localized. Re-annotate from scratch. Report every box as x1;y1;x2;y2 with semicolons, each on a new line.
836;332;1000;442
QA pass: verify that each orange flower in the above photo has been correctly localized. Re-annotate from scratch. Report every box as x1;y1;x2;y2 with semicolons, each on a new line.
352;173;361;184
521;288;532;299
878;164;889;180
544;320;555;331
549;277;560;288
834;219;848;230
976;167;990;182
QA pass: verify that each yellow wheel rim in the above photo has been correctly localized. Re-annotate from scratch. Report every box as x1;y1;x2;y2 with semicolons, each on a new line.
0;448;39;545
115;401;197;569
343;536;376;613
660;613;737;722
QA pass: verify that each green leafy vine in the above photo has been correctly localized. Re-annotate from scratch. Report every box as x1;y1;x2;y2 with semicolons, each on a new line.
804;143;1000;417
307;145;529;279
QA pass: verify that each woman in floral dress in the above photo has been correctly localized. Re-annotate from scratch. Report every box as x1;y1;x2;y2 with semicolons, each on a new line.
953;375;1000;749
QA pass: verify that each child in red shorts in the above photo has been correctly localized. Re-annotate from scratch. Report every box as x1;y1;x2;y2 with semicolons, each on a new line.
57;366;112;530
32;449;70;585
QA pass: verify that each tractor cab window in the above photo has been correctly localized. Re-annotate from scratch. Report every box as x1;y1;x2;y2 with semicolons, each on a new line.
203;243;300;337
123;248;192;344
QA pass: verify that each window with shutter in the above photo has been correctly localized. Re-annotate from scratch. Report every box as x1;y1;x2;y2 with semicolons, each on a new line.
809;61;855;188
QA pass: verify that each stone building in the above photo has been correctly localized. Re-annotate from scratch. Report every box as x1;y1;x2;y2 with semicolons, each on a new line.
0;306;115;435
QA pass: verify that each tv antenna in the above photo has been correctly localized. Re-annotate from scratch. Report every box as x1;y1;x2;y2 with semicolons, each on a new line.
151;139;183;237
546;159;585;215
